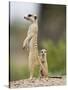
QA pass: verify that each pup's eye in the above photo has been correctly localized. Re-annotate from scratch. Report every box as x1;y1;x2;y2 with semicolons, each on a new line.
28;14;32;17
41;51;43;53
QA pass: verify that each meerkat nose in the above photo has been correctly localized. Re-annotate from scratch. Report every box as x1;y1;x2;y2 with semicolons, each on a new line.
24;16;29;20
24;16;26;19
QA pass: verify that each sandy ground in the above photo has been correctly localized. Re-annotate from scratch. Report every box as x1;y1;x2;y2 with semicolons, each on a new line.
10;76;66;88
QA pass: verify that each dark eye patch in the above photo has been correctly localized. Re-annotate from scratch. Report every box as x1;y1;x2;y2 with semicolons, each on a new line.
28;14;32;17
41;51;43;53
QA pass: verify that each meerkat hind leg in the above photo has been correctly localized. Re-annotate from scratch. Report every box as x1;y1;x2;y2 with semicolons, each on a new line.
29;59;35;80
29;66;35;80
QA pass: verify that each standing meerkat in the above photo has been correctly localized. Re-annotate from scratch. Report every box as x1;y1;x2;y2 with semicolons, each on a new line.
39;49;62;79
39;49;48;79
23;14;39;79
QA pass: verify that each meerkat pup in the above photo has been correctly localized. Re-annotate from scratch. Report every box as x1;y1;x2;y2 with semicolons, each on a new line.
23;14;39;79
39;49;48;79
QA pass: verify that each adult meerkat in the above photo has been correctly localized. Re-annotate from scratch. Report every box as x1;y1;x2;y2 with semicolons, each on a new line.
23;14;39;79
39;49;48;79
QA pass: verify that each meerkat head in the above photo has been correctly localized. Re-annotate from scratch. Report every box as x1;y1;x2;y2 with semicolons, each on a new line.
40;49;47;57
24;14;37;22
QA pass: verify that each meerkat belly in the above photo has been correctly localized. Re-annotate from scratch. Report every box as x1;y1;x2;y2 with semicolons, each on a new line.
29;34;37;47
29;36;39;65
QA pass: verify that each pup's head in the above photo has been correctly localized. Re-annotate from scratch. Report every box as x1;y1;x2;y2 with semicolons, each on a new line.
24;14;37;22
40;49;47;57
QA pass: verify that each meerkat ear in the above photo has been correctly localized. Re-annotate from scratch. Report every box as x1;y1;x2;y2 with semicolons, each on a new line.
34;16;37;20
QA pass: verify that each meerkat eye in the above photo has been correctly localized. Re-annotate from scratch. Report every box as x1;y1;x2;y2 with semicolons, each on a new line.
28;14;32;17
41;51;43;53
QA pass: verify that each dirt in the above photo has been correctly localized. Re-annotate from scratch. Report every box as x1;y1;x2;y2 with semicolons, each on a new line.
10;76;66;88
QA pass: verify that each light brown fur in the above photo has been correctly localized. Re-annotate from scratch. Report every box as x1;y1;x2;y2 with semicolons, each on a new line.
39;49;48;79
23;14;39;79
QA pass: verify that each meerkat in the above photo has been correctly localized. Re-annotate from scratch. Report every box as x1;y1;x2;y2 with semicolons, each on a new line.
39;49;62;79
39;49;48;79
23;14;39;79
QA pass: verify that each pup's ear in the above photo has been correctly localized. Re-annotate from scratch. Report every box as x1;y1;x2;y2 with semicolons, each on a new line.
34;16;37;20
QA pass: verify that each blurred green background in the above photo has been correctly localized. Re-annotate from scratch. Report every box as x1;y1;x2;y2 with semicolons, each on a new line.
9;2;66;81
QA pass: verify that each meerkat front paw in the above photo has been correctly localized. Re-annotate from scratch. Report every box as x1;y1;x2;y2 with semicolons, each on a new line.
23;41;26;49
22;44;25;49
